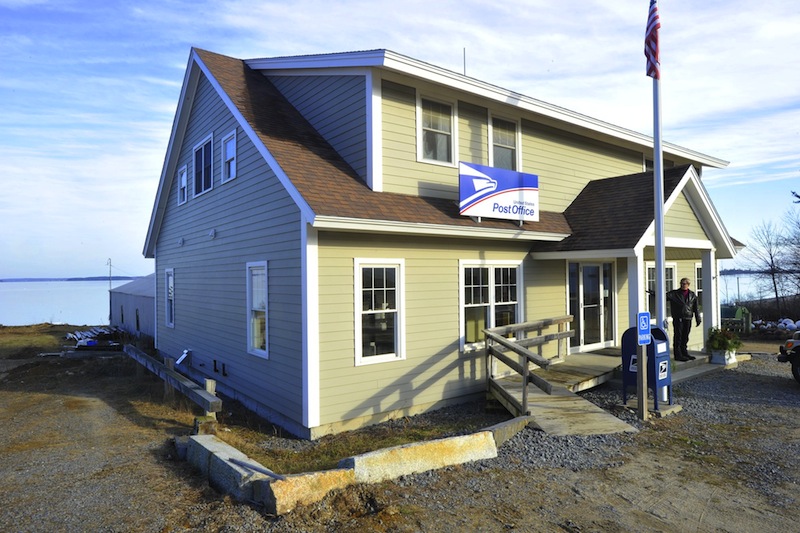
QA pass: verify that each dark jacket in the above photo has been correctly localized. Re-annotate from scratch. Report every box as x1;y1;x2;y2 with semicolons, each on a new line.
666;288;701;322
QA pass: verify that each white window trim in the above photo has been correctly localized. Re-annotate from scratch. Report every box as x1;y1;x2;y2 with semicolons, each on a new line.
646;261;677;315
221;129;237;183
416;95;457;167
488;114;521;171
247;261;269;359
459;259;524;352
354;258;406;366
177;165;188;206
694;262;704;316
165;268;175;328
193;133;214;198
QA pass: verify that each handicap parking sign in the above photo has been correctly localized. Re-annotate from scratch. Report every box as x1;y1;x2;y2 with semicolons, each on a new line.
638;311;651;345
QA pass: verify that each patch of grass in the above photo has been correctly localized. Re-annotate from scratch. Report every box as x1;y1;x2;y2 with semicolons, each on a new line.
217;402;504;474
0;323;79;358
2;324;510;476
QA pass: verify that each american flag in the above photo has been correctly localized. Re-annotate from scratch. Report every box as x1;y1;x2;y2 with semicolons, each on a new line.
645;0;661;79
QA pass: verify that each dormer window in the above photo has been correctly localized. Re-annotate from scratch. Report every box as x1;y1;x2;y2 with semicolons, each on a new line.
420;98;453;164
491;117;518;171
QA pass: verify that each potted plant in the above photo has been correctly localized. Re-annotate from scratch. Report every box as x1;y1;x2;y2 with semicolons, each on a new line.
707;326;743;365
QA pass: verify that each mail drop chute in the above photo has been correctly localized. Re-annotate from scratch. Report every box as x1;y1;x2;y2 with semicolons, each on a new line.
458;162;540;222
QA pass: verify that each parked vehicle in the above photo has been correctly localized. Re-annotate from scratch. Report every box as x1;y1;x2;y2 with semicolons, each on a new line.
777;331;800;385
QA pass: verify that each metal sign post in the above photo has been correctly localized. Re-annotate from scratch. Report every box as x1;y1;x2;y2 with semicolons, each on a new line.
637;312;651;421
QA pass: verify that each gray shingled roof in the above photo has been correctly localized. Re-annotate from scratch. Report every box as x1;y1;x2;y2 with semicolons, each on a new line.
532;165;692;253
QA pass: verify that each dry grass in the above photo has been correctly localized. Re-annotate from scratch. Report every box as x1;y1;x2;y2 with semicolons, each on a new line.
0;323;508;476
0;323;76;359
216;401;507;474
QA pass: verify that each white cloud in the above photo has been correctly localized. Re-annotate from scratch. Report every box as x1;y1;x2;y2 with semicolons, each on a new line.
0;0;798;277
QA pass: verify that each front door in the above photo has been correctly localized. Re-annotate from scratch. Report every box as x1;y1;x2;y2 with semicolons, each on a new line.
569;262;615;351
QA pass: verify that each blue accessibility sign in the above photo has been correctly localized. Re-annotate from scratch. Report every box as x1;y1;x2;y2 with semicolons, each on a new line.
638;311;651;345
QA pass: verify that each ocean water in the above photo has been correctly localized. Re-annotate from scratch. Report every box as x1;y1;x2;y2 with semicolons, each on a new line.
0;280;130;326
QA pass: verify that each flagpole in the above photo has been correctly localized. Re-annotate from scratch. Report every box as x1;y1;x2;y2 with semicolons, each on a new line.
645;0;666;329
653;77;666;329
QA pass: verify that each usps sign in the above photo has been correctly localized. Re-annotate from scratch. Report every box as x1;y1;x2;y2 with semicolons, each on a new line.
458;162;539;222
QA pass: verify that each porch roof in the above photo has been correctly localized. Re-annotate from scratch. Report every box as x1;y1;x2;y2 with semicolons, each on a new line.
531;166;688;253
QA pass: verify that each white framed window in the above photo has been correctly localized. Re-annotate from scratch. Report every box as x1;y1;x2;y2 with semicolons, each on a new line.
177;165;188;205
355;259;405;366
490;116;519;171
221;130;237;183
646;262;677;313
247;261;268;358
460;260;521;348
695;263;703;312
165;269;175;328
418;97;455;165
193;134;213;197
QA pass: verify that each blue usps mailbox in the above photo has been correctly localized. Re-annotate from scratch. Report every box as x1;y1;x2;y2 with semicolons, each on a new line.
621;325;673;410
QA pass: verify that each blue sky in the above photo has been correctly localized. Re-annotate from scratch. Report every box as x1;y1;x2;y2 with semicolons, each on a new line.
1;0;798;279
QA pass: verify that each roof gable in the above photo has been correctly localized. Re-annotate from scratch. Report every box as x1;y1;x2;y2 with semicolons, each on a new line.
144;49;573;257
531;165;737;258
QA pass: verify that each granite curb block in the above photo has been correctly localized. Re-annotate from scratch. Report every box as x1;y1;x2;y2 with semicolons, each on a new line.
184;421;525;515
338;430;499;484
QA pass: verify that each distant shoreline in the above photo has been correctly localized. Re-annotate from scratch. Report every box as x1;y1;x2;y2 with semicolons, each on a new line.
0;276;141;283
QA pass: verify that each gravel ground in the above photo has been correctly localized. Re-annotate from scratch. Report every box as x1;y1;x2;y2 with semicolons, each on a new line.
2;344;798;532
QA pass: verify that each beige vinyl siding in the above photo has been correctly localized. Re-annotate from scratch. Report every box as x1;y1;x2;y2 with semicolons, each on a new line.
380;76;644;205
521;121;643;212
381;80;458;198
665;192;708;240
316;232;533;428
616;258;631;331
155;73;305;427
523;259;569;359
458;101;488;165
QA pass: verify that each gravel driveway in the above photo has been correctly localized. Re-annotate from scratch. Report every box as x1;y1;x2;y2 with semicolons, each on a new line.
1;343;798;532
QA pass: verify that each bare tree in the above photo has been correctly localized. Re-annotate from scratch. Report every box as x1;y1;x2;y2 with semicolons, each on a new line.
740;220;790;315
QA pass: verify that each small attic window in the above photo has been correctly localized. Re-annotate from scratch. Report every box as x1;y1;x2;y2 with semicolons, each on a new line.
193;134;213;197
177;165;188;205
222;130;237;183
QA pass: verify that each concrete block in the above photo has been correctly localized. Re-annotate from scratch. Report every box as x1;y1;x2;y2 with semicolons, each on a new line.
483;416;535;447
339;431;497;484
187;435;268;501
173;436;189;461
254;468;355;516
193;415;217;435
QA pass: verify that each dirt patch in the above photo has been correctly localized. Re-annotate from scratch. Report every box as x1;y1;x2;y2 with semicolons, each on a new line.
1;338;798;531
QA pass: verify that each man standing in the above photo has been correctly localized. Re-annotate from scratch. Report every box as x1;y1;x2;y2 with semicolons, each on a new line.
666;278;701;361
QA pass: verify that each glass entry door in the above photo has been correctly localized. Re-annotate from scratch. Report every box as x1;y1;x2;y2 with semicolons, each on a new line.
582;265;602;345
569;262;615;350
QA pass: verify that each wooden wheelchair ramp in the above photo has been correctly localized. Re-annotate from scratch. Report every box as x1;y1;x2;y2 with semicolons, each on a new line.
490;353;637;436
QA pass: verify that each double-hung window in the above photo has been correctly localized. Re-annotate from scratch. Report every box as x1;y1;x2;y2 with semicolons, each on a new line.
177;165;188;205
193;134;213;196
461;262;520;346
355;259;405;365
247;262;268;358
420;98;453;164
695;264;703;312
491;117;518;170
165;269;175;328
646;263;676;313
222;130;237;183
